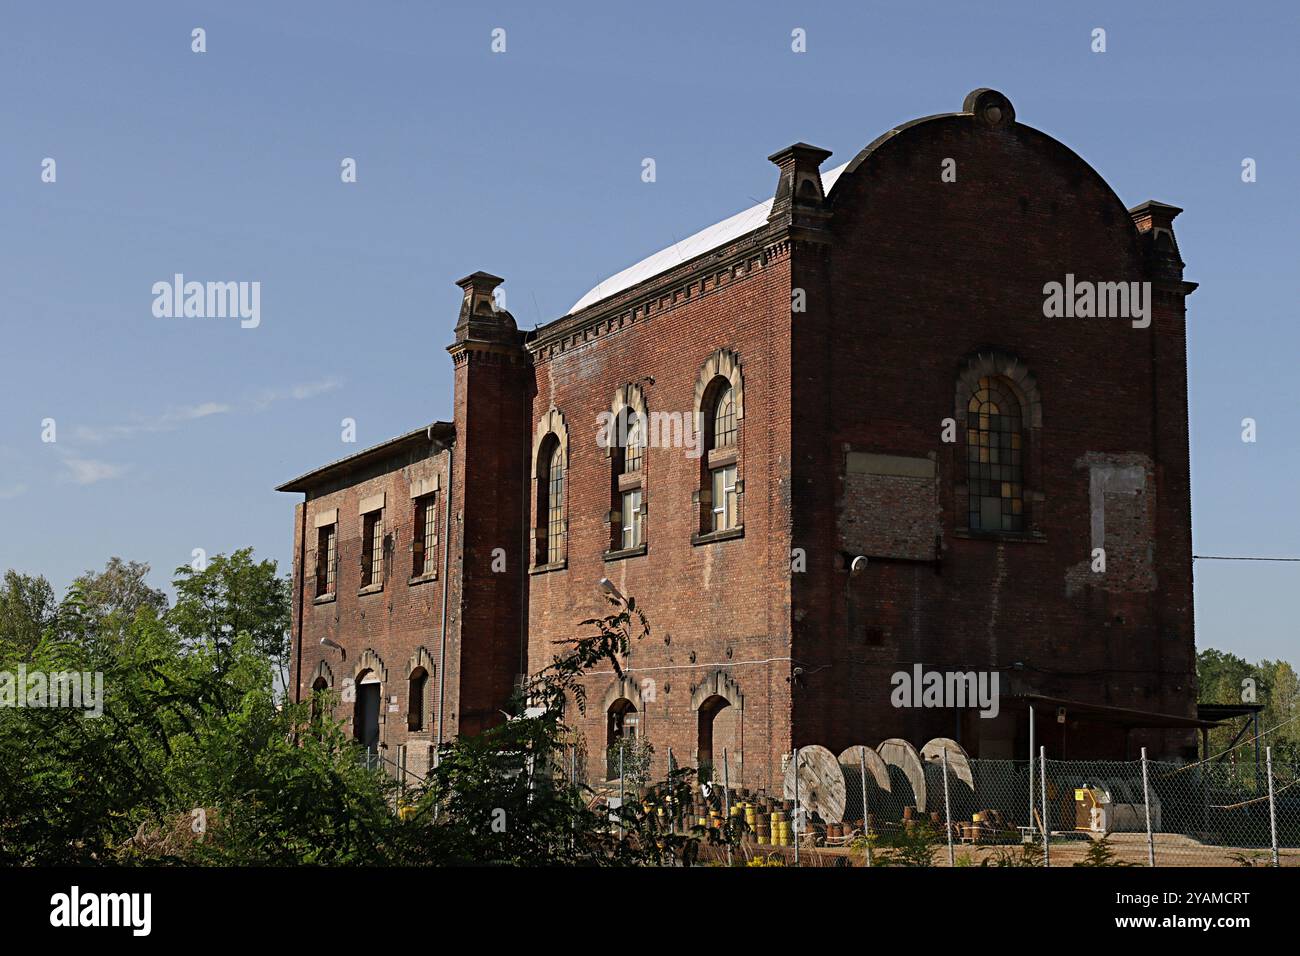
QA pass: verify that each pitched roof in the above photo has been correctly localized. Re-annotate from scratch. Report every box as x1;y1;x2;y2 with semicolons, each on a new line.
567;161;850;315
276;422;454;493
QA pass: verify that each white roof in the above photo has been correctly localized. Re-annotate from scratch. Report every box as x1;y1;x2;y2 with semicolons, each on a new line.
568;161;850;315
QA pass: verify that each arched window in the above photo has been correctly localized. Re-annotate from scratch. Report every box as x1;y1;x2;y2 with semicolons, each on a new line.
966;376;1024;532
536;435;565;565
622;410;643;475
408;667;429;732
702;378;739;533
710;384;737;451
609;401;645;553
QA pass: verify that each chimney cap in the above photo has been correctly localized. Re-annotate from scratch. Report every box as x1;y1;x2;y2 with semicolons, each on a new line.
456;271;505;291
767;142;834;167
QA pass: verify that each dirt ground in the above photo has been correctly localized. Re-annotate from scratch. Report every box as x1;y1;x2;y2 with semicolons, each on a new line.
705;831;1299;867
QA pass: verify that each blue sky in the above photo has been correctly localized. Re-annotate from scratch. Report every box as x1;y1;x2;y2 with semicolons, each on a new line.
1;1;1296;663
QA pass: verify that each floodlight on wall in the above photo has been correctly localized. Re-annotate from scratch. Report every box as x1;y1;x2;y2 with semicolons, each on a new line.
597;577;625;602
320;636;346;660
849;555;869;576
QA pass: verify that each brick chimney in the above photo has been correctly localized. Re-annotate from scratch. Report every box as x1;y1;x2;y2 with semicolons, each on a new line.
767;143;834;241
446;271;531;738
1128;201;1195;290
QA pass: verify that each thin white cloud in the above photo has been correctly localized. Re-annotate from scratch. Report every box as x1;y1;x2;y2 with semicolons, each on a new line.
62;456;129;485
0;483;28;499
73;401;233;443
251;377;343;409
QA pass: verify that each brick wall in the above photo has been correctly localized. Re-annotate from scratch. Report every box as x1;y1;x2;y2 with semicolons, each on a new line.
790;96;1197;760
291;443;451;778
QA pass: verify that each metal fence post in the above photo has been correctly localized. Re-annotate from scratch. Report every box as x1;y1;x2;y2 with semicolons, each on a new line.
1028;703;1036;836
1039;745;1049;866
793;746;801;867
858;746;873;867
667;746;675;838
723;748;733;868
1266;746;1280;867
1140;746;1156;867
942;748;955;866
618;741;626;839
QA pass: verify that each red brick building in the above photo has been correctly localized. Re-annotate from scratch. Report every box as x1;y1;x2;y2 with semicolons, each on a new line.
278;89;1200;790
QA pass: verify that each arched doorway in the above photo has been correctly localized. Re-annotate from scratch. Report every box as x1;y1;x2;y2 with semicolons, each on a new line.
355;669;381;755
310;676;329;721
697;696;731;779
606;698;639;779
692;671;743;784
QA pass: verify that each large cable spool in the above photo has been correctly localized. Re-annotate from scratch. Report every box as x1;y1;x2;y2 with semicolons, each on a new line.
838;745;891;825
921;737;976;822
782;745;846;823
921;738;974;789
878;738;927;812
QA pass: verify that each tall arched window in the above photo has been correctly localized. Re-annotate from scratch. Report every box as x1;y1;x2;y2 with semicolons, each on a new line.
703;379;739;532
966;376;1024;532
536;435;565;565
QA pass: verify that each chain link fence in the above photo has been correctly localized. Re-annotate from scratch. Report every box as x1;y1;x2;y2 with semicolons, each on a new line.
853;747;1300;866
631;746;1300;867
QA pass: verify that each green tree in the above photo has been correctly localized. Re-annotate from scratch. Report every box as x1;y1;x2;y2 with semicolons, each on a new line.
74;557;168;621
169;548;290;693
0;570;56;661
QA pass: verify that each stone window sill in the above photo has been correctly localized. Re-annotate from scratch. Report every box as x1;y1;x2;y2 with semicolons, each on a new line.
604;543;648;562
408;572;438;587
952;528;1046;544
691;526;744;547
313;592;336;605
530;560;568;576
358;583;385;597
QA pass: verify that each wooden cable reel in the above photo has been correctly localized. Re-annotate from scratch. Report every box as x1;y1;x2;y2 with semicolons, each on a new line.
838;745;891;824
920;737;974;789
878;738;927;812
782;745;846;824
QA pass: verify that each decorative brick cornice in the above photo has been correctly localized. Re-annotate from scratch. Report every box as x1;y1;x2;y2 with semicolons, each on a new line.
529;228;784;361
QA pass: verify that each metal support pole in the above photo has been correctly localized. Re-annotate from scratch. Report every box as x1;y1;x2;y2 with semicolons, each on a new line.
1028;704;1036;835
1141;746;1155;867
1267;746;1280;867
858;746;873;867
942;748;955;866
723;748;733;868
1039;745;1049;866
668;747;675;838
793;746;801;867
1254;713;1261;792
618;741;625;839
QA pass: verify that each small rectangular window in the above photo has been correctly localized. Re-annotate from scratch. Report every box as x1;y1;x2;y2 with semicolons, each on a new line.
412;494;437;576
361;510;383;586
711;465;737;532
315;524;336;596
621;489;642;549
